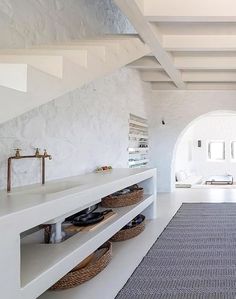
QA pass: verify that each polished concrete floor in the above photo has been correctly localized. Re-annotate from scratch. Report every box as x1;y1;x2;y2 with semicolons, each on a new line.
159;188;236;214
156;188;236;251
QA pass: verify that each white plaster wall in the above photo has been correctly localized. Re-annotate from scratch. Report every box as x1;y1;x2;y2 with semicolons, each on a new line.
175;126;194;174
0;0;135;48
180;115;236;179
0;67;150;190
148;91;236;192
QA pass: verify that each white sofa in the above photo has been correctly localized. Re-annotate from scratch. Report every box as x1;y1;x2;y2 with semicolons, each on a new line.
175;170;203;188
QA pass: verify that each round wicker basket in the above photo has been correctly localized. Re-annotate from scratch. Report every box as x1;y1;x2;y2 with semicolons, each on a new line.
50;242;112;290
73;253;94;271
101;185;144;208
110;215;145;242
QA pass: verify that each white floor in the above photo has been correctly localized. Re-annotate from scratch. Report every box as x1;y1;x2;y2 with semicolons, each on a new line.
40;188;236;299
192;183;236;189
161;187;236;205
157;188;236;228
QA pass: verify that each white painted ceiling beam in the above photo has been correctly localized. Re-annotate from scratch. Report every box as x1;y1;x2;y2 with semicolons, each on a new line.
174;55;236;70
123;1;236;90
128;56;162;69
185;82;236;90
151;82;236;90
182;71;236;82
142;70;236;82
143;0;236;22
134;0;144;13
114;0;185;89
164;35;236;51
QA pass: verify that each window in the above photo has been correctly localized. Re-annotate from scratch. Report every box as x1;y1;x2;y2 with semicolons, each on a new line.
208;141;225;160
231;141;236;160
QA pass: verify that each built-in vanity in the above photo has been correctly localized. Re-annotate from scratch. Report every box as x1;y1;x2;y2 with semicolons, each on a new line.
0;168;157;299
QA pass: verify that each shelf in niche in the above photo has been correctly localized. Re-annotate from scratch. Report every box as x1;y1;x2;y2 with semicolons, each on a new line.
129;134;148;140
129;147;149;152
129;159;149;166
129;119;148;128
128;114;149;169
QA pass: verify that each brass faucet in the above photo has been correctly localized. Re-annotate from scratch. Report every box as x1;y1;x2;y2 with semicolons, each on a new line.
7;148;52;192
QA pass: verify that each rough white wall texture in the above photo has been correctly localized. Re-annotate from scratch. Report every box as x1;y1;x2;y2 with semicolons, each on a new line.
0;68;150;190
0;0;150;191
0;0;135;48
149;91;236;192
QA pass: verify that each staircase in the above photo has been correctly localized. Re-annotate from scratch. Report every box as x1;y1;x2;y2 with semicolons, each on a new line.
0;35;150;124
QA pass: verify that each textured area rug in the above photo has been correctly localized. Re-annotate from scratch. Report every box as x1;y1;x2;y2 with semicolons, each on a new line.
116;203;236;299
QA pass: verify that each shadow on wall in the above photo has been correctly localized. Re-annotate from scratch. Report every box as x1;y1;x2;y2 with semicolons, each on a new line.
171;110;236;190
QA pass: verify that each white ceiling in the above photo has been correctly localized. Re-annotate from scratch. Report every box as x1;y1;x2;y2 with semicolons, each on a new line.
115;0;236;90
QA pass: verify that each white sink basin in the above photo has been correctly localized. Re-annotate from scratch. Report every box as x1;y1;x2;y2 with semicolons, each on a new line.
38;181;82;194
8;180;91;224
10;180;82;196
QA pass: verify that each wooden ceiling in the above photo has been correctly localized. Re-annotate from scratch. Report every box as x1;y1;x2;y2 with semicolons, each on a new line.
115;0;236;90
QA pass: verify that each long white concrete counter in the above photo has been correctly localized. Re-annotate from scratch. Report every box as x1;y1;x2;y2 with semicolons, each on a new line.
0;168;157;299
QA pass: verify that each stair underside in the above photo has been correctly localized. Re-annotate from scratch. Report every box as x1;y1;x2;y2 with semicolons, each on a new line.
0;35;150;124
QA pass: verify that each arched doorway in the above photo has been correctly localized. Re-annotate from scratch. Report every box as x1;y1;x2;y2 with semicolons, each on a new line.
171;110;236;190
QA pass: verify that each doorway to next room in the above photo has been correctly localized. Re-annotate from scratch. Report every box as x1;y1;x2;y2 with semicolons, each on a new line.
174;111;236;189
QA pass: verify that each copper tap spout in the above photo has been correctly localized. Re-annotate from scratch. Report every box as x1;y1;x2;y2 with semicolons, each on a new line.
7;148;52;192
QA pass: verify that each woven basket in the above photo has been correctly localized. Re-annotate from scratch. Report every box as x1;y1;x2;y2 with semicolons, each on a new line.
101;185;144;208
50;242;112;290
73;253;94;271
111;215;145;242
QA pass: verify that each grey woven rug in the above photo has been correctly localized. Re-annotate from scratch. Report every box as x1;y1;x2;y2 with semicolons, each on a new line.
116;203;236;299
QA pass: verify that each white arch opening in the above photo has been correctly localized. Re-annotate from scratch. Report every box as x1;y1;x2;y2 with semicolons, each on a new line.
171;110;236;189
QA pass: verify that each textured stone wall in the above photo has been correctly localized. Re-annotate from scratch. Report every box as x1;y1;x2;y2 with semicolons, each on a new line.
0;0;150;191
0;0;135;48
0;68;150;190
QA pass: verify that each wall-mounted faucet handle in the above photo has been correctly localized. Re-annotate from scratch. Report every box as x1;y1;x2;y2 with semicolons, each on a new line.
13;148;22;158
44;149;52;160
34;148;40;157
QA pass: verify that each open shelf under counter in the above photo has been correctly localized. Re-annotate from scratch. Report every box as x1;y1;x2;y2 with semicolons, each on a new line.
0;168;156;299
21;194;155;299
39;218;160;299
